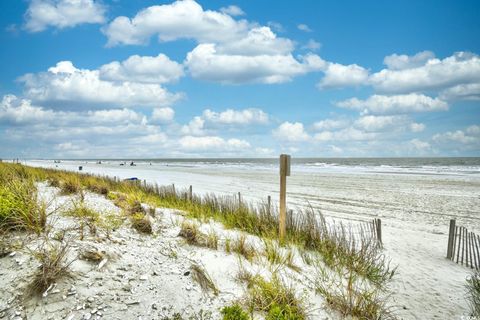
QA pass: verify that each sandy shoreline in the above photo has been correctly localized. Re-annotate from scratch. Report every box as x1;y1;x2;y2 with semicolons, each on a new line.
20;160;480;318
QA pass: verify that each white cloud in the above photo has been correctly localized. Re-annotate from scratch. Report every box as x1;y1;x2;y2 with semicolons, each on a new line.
99;54;184;84
219;5;245;16
313;119;349;131
202;108;268;125
354;115;404;132
302;39;321;51
337;93;448;114
181;116;205;136
318;63;369;88
102;0;248;46
409;139;431;152
185;44;322;84
151;107;175;123
297;24;312;32
439;83;480;101
0;94;56;124
25;0;106;32
410;122;425;132
217;26;294;56
273;122;310;142
314;127;376;142
87;108;145;124
383;51;435;70
432;128;479;144
370;52;480;94
178;135;250;151
19;61;182;108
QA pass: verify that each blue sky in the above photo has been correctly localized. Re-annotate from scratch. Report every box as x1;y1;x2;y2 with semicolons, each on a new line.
0;0;479;158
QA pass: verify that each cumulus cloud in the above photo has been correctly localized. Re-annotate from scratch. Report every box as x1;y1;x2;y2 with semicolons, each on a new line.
297;24;312;32
313;119;349;131
273;122;310;142
181;116;206;136
99;54;184;84
219;5;245;16
178;135;250;151
18;61;182;108
180;107;269;135
410;122;425;132
24;0;106;32
354;115;404;132
102;0;248;46
432;126;479;145
202;108;268;125
318;62;369;88
383;51;435;70
0;94;56;124
185;44;323;84
302;39;321;51
439;83;480;101
151;107;175;123
370;52;480;94
314;127;377;142
337;93;448;114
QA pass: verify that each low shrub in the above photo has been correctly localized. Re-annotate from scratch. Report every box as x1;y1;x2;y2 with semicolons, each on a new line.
221;303;250;320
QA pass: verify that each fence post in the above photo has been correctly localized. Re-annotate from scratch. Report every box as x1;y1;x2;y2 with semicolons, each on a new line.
267;195;271;213
189;185;193;201
447;219;456;259
238;192;241;208
375;218;382;245
279;154;291;242
172;184;176;198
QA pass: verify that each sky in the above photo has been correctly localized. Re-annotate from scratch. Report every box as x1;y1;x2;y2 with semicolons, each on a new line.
0;0;479;159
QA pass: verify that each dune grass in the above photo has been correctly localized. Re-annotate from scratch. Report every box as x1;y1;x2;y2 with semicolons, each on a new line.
0;162;395;317
27;240;73;297
467;271;480;317
0;167;46;234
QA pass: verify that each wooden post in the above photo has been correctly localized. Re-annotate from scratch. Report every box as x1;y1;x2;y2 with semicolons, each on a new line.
375;218;382;245
189;185;193;201
238;192;241;208
456;226;461;263
267;195;271;213
447;219;456;259
143;179;147;188
279;154;291;242
172;184;176;198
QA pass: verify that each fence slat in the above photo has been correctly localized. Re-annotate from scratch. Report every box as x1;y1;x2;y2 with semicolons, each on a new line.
456;226;461;263
475;234;480;270
452;225;457;260
447;219;456;259
461;227;466;265
469;232;474;269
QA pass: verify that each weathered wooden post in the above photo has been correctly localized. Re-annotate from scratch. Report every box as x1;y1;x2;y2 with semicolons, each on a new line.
447;219;456;259
172;184;176;198
267;195;271;213
375;218;382;245
238;192;242;208
279;154;291;242
189;185;193;201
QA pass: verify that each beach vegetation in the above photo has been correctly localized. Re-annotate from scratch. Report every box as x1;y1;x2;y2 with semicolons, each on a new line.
231;234;257;261
190;263;219;296
243;273;306;320
27;239;73;296
220;303;250;320
467;271;480;316
0;175;46;234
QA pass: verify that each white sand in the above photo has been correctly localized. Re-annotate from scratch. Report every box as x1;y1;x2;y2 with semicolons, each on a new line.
20;160;480;318
0;183;334;319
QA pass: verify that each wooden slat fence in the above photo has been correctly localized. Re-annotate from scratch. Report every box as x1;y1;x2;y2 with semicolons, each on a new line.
447;219;480;270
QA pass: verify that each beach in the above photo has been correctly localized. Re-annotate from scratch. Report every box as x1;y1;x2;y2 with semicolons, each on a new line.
22;158;480;319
